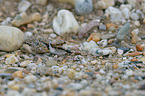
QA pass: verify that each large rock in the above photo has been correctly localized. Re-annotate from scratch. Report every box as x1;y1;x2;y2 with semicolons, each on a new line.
0;26;25;51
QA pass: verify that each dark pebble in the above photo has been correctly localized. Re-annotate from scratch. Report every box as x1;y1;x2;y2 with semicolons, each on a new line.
129;61;143;64
56;87;63;91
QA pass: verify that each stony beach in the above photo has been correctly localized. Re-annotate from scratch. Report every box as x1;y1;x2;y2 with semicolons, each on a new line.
0;0;145;96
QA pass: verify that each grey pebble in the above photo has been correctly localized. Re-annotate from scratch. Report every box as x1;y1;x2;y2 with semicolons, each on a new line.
99;25;106;31
116;23;130;41
75;0;93;15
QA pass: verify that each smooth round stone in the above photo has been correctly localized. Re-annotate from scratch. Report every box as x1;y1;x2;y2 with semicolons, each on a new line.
75;0;93;15
0;26;25;51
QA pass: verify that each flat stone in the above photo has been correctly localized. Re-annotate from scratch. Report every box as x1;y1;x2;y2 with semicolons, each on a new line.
101;33;115;39
116;23;130;41
0;26;25;51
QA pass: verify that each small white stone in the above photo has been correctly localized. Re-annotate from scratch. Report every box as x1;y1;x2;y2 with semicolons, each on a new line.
100;69;105;74
91;60;98;64
24;74;37;83
134;21;140;27
117;49;124;56
47;4;54;12
121;8;131;19
97;39;108;47
25;31;33;37
120;4;132;10
53;9;80;36
105;6;124;22
131;13;139;20
20;60;31;67
127;0;136;7
5;55;18;65
18;0;31;12
50;34;57;38
126;70;133;76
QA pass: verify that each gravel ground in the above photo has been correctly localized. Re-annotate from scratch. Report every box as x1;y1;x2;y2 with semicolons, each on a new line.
0;0;145;96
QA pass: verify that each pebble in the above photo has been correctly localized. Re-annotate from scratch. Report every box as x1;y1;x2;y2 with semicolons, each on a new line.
136;44;143;51
126;70;133;76
20;60;31;67
97;0;115;9
127;0;136;7
101;33;115;39
131;13;139;20
65;83;83;91
117;47;130;53
53;9;80;36
0;26;25;51
121;7;131;19
99;25;106;31
36;0;47;5
117;49;124;56
143;17;145;24
106;23;118;29
134;21;140;27
141;35;145;39
97;47;116;56
5;55;18;64
116;23;130;41
140;57;145;62
46;59;58;67
105;6;124;22
4;67;23;73
87;33;101;42
125;51;142;56
18;0;31;12
12;71;23;78
11;12;41;27
131;29;140;44
24;74;37;84
75;0;93;15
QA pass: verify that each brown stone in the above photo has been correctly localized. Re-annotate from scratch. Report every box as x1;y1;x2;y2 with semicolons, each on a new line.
136;44;143;51
125;51;142;56
131;58;138;62
12;71;23;78
87;33;101;42
106;23;118;29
